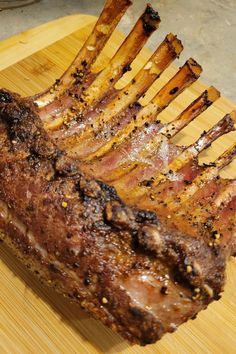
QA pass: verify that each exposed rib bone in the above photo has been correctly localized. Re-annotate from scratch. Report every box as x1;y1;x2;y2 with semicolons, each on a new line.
214;180;236;208
86;86;219;184
124;112;236;202
166;142;236;209
79;5;160;103
134;86;220;159
166;178;236;252
151;111;236;186
151;58;202;107
58;34;182;155
46;4;161;129
213;191;236;257
82;58;202;160
85;33;182;131
35;0;132;108
160;86;220;138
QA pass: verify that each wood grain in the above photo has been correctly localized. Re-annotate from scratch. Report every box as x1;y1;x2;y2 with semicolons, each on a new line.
0;14;235;354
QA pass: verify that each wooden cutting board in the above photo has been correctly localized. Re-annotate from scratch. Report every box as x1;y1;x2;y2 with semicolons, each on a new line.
0;14;236;354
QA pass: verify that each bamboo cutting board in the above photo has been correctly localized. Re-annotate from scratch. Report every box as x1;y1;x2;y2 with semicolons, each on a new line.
0;14;236;354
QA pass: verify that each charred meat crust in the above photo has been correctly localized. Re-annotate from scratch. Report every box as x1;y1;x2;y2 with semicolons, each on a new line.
0;90;229;344
0;89;56;158
141;4;160;33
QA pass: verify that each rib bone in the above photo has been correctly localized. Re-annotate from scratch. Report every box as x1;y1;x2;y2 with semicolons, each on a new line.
87;34;182;131
81;58;202;160
35;0;132;108
56;33;182;156
153;111;236;185
44;4;161;131
123;112;236;203
131;86;220;159
166;141;236;210
82;86;220;185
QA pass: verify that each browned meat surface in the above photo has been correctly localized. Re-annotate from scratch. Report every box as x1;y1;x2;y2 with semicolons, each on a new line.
0;0;235;346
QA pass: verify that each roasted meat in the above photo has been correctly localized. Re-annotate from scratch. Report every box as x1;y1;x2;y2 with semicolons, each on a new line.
0;0;235;346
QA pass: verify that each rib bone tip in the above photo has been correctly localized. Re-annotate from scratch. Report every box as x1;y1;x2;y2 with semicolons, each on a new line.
231;110;236;123
166;33;183;56
143;3;161;25
187;58;203;77
207;86;221;102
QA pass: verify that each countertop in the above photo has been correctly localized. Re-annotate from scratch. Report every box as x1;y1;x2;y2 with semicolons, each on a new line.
0;0;236;101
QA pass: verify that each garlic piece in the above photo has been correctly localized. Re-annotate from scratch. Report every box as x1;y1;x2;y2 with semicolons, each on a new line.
144;61;152;70
87;45;96;51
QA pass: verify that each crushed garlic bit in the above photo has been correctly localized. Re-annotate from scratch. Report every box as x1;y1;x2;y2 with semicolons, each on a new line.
91;86;99;92
102;297;108;304
45;117;64;131
61;201;68;208
144;61;152;70
97;24;109;34
186;265;193;273
145;305;152;310
150;63;160;75
203;284;214;298
214;233;220;240
87;45;96;51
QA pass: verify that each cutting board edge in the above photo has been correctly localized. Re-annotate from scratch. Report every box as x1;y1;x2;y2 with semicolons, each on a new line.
0;14;96;71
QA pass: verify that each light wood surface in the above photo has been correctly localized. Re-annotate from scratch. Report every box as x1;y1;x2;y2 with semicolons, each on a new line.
0;14;235;354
